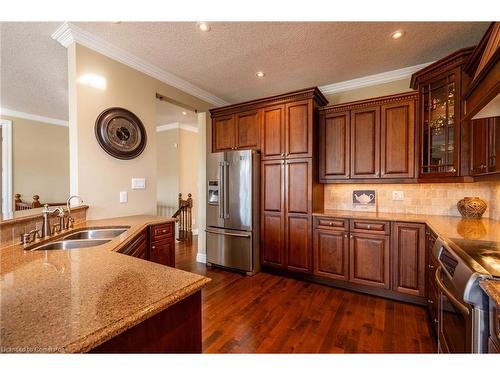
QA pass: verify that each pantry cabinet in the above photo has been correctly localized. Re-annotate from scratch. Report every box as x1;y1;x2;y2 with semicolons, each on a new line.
319;92;418;183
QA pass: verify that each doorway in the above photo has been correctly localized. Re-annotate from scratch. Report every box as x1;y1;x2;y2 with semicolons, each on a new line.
0;119;13;218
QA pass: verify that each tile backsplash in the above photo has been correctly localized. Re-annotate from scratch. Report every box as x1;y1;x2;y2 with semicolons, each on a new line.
324;182;500;220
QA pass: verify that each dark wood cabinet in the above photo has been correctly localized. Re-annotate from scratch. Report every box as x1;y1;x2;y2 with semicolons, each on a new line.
411;48;474;179
120;230;148;260
471;116;500;175
285;100;312;159
313;223;349;281
391;222;426;297
381;100;415;178
261;105;285;160
350;106;380;178
149;222;175;267
349;233;390;289
235;110;260;149
212;114;236;152
319;111;350;180
426;229;439;335
261;160;285;268
319;92;417;183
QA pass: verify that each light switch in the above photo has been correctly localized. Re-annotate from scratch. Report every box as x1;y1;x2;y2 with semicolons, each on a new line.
131;178;146;190
392;191;404;201
120;191;128;203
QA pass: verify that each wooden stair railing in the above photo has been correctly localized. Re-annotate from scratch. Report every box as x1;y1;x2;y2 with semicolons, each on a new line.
14;194;65;211
172;193;193;242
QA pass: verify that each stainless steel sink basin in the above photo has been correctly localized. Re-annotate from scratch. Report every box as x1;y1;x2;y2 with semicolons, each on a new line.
32;239;111;251
63;227;129;240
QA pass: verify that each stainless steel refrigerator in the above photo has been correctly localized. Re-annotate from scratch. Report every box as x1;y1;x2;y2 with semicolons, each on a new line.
206;150;260;275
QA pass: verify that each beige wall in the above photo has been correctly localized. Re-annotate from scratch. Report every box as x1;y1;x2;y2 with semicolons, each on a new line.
69;44;211;220
324;78;411;105
156;128;179;216
325;182;499;220
156;127;199;229
3;115;69;205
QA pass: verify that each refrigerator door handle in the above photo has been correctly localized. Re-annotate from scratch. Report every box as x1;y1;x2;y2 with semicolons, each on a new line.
224;161;230;219
218;162;224;219
205;229;251;238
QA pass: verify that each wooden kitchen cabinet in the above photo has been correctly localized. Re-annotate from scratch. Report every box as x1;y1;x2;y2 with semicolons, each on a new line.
426;228;439;335
313;220;349;281
285;100;313;159
350;106;380;178
349;232;390;289
261;105;286;159
391;222;426;297
149;222;175;267
471;116;500;175
212;114;236;152
120;230;148;260
319;92;417;183
319;111;350;180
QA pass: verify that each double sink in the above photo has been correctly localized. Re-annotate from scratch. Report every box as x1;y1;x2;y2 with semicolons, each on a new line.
30;227;130;251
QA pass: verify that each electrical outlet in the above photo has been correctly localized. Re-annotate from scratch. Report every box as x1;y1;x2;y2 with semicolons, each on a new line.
120;191;128;203
392;191;404;201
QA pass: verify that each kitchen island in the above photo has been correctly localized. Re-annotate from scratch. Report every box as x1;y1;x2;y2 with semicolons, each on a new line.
0;215;210;353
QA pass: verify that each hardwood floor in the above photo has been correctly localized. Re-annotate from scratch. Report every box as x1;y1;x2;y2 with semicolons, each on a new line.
176;237;436;354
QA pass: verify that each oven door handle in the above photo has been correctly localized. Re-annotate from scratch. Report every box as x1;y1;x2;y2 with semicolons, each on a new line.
435;266;470;316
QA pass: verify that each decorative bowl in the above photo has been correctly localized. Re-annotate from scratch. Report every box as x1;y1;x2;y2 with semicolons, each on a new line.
457;197;487;219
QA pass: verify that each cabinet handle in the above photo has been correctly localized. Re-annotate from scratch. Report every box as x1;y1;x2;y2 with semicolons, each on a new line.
451;168;457;173
281;153;285;157
433;319;438;324
367;224;371;229
428;299;434;304
428;264;435;270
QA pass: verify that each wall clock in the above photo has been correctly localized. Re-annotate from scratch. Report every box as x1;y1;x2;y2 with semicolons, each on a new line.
95;107;147;160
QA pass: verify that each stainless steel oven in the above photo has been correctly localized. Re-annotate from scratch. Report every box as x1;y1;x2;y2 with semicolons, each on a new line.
433;238;489;353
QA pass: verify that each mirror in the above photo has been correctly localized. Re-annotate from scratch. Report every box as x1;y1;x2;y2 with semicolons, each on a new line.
1;22;70;220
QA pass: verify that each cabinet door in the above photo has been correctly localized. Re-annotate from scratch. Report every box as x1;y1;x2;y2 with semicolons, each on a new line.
319;111;350;180
314;229;349;280
470;118;489;175
150;239;175;267
381;100;415;178
350;106;380;178
261;105;285;160
349;233;390;289
212;114;235;152
392;222;426;297
261;160;285;268
285;100;312;158
287;215;312;273
285;158;311;215
120;231;148;260
487;117;500;173
235;110;260;150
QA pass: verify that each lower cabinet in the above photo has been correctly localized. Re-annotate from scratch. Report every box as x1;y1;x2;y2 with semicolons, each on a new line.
313;228;349;281
426;229;439;334
392;222;426;297
119;222;175;268
349;232;390;289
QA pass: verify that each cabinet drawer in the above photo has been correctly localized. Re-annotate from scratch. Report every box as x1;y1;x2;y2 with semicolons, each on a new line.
314;217;348;231
150;222;174;242
350;219;390;235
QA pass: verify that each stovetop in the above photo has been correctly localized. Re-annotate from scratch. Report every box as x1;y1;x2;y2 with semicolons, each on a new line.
449;238;500;278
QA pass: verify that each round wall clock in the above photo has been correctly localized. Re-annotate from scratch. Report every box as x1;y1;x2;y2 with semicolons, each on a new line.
95;107;147;160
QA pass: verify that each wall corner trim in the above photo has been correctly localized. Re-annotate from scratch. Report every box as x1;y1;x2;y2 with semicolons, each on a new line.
51;22;230;107
319;61;434;95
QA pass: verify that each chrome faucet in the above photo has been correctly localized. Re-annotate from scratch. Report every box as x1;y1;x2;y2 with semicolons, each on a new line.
66;195;84;229
41;205;65;238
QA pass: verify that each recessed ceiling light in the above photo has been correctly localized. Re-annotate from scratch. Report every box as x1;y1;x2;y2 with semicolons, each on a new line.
256;71;265;78
391;30;405;39
197;22;211;32
182;111;187;115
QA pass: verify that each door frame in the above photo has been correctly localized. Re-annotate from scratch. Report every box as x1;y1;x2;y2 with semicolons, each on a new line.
0;118;13;218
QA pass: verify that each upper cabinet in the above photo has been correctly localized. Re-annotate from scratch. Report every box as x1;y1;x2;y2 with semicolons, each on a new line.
212;110;260;152
319;92;417;183
410;47;474;179
471;116;500;176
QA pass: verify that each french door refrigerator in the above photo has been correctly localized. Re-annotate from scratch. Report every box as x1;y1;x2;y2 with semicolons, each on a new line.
206;150;260;275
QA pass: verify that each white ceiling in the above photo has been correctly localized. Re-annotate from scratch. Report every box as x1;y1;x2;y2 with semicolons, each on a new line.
1;21;490;121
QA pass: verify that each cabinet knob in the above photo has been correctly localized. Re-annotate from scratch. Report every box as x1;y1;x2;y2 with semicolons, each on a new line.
281;153;285;157
367;224;371;229
428;264;434;270
151;245;156;249
162;229;167;233
344;234;348;238
427;299;434;304
451;168;457;173
433;319;438;324
328;222;333;226
350;235;353;239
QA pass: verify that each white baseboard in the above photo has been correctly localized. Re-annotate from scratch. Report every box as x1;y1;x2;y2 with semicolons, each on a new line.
196;252;206;264
192;229;199;236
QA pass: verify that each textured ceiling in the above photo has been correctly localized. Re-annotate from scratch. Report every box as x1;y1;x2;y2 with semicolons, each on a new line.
1;22;490;120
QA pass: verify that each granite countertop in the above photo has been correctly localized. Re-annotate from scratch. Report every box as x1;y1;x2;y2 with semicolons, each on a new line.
0;215;210;353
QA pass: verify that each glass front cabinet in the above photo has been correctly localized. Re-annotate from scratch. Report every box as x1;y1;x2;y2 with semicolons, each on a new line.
411;48;474;179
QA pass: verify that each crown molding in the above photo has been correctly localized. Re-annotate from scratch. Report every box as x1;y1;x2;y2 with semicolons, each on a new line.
51;22;229;107
319;62;434;95
0;108;69;127
157;122;199;133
